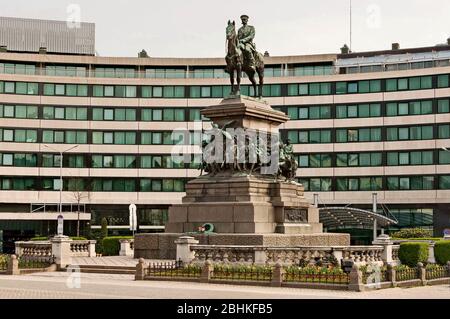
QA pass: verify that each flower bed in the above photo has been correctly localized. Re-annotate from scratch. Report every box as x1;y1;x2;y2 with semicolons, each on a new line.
212;265;272;282
283;265;349;284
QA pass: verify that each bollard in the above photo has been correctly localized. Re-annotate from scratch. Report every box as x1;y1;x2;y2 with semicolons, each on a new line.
271;263;284;287
348;264;365;292
387;263;397;288
200;260;213;283
135;258;146;281
174;236;199;264
417;262;427;286
6;255;20;275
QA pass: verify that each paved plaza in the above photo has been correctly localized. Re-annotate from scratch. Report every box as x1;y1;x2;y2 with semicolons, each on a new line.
0;271;448;299
70;256;170;267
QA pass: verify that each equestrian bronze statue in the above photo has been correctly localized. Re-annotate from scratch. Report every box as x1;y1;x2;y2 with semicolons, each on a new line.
225;15;264;98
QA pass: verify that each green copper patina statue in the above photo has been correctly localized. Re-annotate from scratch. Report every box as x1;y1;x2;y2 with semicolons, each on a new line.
225;15;264;98
277;139;298;181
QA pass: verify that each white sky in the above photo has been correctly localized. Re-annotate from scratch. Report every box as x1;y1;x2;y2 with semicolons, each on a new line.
0;0;449;57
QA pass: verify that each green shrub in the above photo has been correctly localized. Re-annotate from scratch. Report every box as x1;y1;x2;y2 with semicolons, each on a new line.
101;218;108;238
102;236;133;256
434;241;450;265
69;237;88;241
30;236;87;241
391;228;432;239
392;237;443;241
30;236;49;241
398;242;429;267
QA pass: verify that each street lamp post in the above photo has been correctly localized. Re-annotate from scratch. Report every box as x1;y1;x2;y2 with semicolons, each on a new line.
43;144;79;235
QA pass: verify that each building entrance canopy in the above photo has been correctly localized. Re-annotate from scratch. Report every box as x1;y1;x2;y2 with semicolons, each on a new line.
318;207;398;229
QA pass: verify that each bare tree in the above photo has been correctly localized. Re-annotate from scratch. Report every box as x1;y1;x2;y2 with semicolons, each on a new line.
69;179;92;237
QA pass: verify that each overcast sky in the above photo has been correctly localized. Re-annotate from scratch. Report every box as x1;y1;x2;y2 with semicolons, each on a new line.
0;0;449;57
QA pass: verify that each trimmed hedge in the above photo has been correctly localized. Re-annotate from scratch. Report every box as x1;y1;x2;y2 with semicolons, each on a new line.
30;236;49;241
398;242;429;267
434;241;450;265
391;228;432;239
102;236;133;256
30;236;87;241
392;237;443;241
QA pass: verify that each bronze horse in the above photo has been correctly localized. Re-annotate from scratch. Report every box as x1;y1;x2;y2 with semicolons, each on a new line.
225;21;264;98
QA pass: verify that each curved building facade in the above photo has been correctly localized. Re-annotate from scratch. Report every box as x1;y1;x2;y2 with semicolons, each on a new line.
1;40;450;248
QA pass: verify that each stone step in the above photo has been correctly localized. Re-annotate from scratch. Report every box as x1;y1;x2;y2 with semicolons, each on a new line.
77;264;136;271
68;264;136;274
78;268;136;275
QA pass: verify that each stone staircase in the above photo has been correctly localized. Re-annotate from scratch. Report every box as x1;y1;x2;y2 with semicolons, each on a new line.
73;264;136;275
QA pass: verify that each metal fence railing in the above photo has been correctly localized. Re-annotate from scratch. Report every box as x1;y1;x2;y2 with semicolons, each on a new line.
0;254;10;272
18;255;55;269
284;268;350;285
426;265;448;280
395;266;419;282
145;261;201;278
360;265;388;284
211;265;272;282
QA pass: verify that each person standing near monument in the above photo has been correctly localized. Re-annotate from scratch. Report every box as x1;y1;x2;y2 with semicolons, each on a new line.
237;14;257;72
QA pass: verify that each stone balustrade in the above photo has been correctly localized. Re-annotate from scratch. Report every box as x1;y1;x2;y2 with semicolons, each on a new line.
15;241;53;261
186;242;386;266
15;239;96;261
119;239;134;257
264;247;336;266
392;245;400;262
191;245;257;264
341;246;384;265
70;240;97;257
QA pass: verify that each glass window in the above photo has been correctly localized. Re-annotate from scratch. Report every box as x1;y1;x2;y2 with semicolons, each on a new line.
347;82;358;93
43;84;55;96
3;105;14;117
288;131;298;144
336;82;347;94
104;86;114;97
298;155;309;167
104;109;114;120
336;105;346;118
299;84;308;95
359;104;370;118
65;131;76;143
439;150;450;164
438;99;450;113
398;103;408;115
189;86;200;98
437;75;449;88
102;132;112;144
398;78;408;90
422;126;433;140
54;107;64;119
439;124;450;138
440;176;450;189
398;127;409;140
287;84;298;96
347;105;358;118
386;103;397;116
386;79;397;91
358;81;370;93
93;85;103;97
288;107;298;120
386;128;398;141
126;86;136;97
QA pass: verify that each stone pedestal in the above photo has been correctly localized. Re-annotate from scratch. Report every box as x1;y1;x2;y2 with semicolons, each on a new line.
50;235;72;269
166;175;322;234
136;96;348;259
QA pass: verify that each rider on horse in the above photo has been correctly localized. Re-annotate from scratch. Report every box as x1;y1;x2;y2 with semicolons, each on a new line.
237;14;257;72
